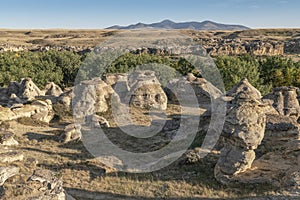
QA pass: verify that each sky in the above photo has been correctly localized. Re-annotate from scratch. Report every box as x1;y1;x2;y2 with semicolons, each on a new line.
0;0;299;29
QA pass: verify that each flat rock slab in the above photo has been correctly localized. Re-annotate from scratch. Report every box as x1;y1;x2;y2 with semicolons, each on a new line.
0;166;19;186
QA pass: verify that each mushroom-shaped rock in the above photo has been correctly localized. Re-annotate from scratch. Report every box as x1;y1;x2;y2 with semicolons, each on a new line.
127;70;167;110
263;86;300;118
215;78;266;184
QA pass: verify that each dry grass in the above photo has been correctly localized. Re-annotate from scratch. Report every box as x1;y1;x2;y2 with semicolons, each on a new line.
1;29;300;50
1;105;282;199
0;29;119;47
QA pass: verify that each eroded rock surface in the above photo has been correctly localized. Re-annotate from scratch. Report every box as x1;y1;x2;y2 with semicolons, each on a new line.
214;78;266;184
27;168;66;200
0;129;19;146
127;70;168;110
61;123;82;143
73;77;114;121
43;82;63;97
263;86;300;118
0;99;54;123
0;166;19;186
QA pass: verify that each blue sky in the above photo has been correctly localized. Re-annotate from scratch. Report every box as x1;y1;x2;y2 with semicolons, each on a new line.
0;0;299;29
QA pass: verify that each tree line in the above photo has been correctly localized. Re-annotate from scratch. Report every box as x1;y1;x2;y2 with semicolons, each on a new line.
0;50;299;95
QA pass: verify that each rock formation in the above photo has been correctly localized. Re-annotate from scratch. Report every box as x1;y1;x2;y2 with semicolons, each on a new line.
0;99;54;123
0;129;19;146
263;86;300;118
0;128;22;192
0;166;19;186
166;73;223;110
90;114;110;128
61;123;82;143
44;82;63;97
214;78;266;184
127;70;168;110
26;168;66;200
53;88;74;121
9;78;44;101
73;77;114;122
0;78;44;106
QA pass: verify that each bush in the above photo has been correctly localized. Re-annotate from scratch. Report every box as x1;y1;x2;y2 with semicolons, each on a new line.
0;50;81;88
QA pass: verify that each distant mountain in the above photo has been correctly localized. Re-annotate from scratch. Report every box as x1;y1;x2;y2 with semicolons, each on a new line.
106;19;250;30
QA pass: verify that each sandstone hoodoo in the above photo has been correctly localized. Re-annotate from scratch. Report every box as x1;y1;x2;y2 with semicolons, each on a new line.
127;70;168;110
0;78;44;106
166;73;223;110
214;78;266;184
44;82;63;97
0;73;299;198
263;86;300;118
73;77;114;122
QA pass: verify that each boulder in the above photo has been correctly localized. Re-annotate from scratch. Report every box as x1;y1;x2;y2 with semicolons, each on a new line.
166;73;222;109
263;86;300;118
127;70;167;110
44;82;63;97
0;166;19;186
1;78;44;105
215;78;266;184
27;168;66;200
0;129;19;146
19;78;44;100
53;88;74;121
73;77;114;121
90;114;110;128
9;78;44;101
0;99;54;123
61;123;82;143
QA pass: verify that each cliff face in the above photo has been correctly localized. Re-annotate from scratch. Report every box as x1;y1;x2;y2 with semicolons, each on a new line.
284;38;300;54
0;29;300;56
204;39;284;56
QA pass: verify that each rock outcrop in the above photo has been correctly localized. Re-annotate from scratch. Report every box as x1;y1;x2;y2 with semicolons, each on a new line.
127;70;167;110
43;82;63;97
0;129;19;146
0;128;22;192
9;78;44;101
214;78;266;184
206;40;284;56
263;86;300;118
53;88;74;121
26;168;66;200
166;73;223;110
0;99;54;123
60;123;82;143
73;77;114;122
0;166;19;186
0;78;44;106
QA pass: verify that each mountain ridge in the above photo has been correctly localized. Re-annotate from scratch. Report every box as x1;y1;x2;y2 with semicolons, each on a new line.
107;19;250;30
